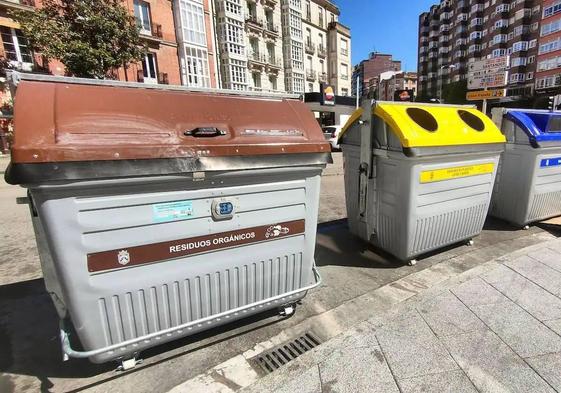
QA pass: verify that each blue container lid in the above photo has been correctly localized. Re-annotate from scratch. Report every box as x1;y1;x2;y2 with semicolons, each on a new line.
505;109;561;146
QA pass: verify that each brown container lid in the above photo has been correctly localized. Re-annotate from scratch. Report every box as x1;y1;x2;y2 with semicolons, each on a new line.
10;80;330;164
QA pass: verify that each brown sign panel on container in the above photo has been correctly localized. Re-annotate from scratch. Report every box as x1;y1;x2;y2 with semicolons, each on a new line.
87;220;306;273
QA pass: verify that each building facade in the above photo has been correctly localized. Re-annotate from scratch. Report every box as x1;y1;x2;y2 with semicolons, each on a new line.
174;0;219;88
351;52;402;97
418;0;542;102
378;71;418;100
0;0;350;94
302;0;351;95
536;0;561;93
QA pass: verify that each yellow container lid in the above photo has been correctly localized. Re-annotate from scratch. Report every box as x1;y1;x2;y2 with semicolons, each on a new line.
340;103;506;148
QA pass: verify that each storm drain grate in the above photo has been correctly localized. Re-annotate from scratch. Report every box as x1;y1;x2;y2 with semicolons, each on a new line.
250;332;323;374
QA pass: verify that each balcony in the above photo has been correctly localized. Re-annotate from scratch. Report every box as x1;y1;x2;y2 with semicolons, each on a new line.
306;70;316;81
248;52;267;68
267;56;282;69
140;23;163;42
305;41;315;55
317;45;327;58
246;14;264;31
319;72;327;83
264;22;279;38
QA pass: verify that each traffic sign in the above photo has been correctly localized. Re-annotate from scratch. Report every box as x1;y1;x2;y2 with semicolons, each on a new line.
468;72;508;89
467;56;509;73
466;89;506;101
468;56;509;90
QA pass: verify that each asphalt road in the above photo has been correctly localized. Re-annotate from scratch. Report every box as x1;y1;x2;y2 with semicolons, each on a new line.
0;153;559;393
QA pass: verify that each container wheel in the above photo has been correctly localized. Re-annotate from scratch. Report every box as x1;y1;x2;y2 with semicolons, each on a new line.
467;239;474;246
408;259;417;266
523;225;530;230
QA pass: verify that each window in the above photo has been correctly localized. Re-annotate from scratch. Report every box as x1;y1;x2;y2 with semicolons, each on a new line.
469;31;482;40
544;1;561;18
305;0;311;20
318;7;323;28
0;27;33;66
542;20;561;37
529;39;537;48
269;75;277;90
496;4;509;12
512;41;528;52
510;73;525;83
511;57;527;67
134;0;152;35
493;48;506;57
340;38;348;56
183;46;210;87
539;38;561;55
142;53;158;84
180;0;206;46
528;55;536;63
527;72;534;80
537;55;561;71
307;82;313;92
341;88;349;96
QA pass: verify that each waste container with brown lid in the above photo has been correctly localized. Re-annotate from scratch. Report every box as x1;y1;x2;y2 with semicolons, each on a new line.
6;72;330;367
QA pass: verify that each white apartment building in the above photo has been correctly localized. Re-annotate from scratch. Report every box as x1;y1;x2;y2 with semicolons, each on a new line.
214;0;249;90
174;0;219;88
302;0;351;95
282;0;306;93
212;0;349;93
245;0;285;92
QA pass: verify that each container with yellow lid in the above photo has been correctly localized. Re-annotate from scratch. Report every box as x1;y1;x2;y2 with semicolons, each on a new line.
339;101;505;264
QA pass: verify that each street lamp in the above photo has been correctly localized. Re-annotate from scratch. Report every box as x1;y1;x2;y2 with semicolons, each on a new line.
439;64;456;103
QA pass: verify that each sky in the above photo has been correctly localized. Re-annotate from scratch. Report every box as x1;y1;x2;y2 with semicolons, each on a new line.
333;0;437;71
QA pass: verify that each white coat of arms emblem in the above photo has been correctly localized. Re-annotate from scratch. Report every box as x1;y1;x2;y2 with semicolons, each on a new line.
117;250;130;266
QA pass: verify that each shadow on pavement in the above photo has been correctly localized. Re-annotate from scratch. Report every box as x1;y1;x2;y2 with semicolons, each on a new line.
0;277;293;391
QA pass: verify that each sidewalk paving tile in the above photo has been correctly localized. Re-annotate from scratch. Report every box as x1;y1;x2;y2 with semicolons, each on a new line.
417;292;487;338
484;270;561;322
442;330;555;393
318;346;400;393
451;277;509;307
480;264;522;284
526;352;561;391
528;248;561;273
503;256;561;297
266;365;322;393
469;301;561;358
544;318;561;336
375;311;458;380
397;370;478;393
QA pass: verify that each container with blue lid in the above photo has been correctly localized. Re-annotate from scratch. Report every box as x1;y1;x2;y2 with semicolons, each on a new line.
490;108;561;227
502;109;561;147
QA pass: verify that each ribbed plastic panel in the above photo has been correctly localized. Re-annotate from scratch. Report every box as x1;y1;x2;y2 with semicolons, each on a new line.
342;146;361;236
377;214;399;251
98;253;303;345
410;203;487;255
528;191;561;222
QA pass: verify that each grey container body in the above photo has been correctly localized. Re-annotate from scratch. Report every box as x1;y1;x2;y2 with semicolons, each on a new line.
28;166;323;363
490;115;561;226
342;117;500;262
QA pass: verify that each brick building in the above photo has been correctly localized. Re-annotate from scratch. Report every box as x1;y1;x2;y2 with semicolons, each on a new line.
536;0;561;93
417;0;542;103
0;0;185;87
351;52;401;97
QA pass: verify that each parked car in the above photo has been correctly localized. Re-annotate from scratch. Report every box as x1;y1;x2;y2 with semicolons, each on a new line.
323;125;343;151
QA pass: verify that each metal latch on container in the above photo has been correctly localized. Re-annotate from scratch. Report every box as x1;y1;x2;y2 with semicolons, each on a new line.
184;127;226;137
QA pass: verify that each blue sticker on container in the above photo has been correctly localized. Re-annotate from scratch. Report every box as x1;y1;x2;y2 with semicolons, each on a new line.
153;201;193;223
540;157;561;168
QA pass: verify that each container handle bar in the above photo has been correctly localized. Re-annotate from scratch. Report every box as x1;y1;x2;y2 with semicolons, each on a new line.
60;266;322;360
184;127;227;137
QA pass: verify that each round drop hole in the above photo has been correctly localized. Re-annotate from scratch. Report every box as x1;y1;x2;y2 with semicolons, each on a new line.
458;110;485;131
406;108;438;132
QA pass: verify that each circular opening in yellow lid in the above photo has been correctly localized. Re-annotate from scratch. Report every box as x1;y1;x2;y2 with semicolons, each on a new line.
458;110;485;132
406;108;438;132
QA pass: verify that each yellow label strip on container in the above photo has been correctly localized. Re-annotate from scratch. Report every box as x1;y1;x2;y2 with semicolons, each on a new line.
420;163;494;183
